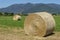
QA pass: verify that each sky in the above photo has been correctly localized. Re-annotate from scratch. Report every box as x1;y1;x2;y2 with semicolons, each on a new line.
0;0;60;8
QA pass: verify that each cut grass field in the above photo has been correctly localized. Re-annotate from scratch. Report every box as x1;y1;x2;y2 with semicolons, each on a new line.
0;16;26;28
0;15;60;31
0;15;60;40
54;16;60;31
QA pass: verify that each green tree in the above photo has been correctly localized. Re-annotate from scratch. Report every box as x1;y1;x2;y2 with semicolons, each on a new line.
0;12;3;16
4;12;8;16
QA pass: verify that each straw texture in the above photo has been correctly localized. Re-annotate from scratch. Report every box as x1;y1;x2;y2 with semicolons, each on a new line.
24;12;55;37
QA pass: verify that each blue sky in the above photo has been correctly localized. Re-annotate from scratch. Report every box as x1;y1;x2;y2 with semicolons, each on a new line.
0;0;60;8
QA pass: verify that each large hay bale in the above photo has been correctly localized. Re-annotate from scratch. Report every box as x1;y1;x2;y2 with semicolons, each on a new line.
13;15;21;21
24;12;55;37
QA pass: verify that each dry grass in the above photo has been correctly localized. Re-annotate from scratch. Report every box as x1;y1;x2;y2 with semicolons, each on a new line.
0;27;60;40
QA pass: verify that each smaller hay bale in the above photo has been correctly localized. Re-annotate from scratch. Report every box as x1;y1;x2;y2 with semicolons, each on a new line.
13;15;21;21
24;12;55;37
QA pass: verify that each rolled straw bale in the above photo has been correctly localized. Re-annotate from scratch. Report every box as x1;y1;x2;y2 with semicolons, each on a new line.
13;15;21;21
24;12;55;37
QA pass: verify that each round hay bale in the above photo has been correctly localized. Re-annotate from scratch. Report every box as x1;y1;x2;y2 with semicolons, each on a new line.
13;15;21;21
24;12;55;37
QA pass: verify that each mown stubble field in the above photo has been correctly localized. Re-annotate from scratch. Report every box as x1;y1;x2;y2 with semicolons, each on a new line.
0;16;60;40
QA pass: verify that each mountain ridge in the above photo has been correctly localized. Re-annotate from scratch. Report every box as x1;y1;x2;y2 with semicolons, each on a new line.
0;3;60;14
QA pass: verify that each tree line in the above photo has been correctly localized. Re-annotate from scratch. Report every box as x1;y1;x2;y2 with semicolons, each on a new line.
0;12;14;16
0;12;60;16
0;12;28;16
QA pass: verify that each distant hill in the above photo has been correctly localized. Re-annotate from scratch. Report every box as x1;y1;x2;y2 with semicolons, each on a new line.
0;3;60;14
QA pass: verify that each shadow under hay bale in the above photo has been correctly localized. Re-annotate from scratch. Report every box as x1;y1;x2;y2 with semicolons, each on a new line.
44;33;55;37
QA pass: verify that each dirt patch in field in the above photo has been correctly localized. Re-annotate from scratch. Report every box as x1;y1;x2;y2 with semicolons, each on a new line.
0;27;60;40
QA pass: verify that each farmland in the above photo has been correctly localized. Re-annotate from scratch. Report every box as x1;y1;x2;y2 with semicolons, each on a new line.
0;16;60;31
0;15;60;40
0;16;26;28
54;16;60;31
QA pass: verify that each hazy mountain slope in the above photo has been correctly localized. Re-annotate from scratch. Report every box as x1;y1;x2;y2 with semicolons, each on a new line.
0;3;60;14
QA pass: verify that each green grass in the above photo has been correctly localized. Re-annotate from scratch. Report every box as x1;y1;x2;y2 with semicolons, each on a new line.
0;16;26;28
54;16;60;31
0;16;60;31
